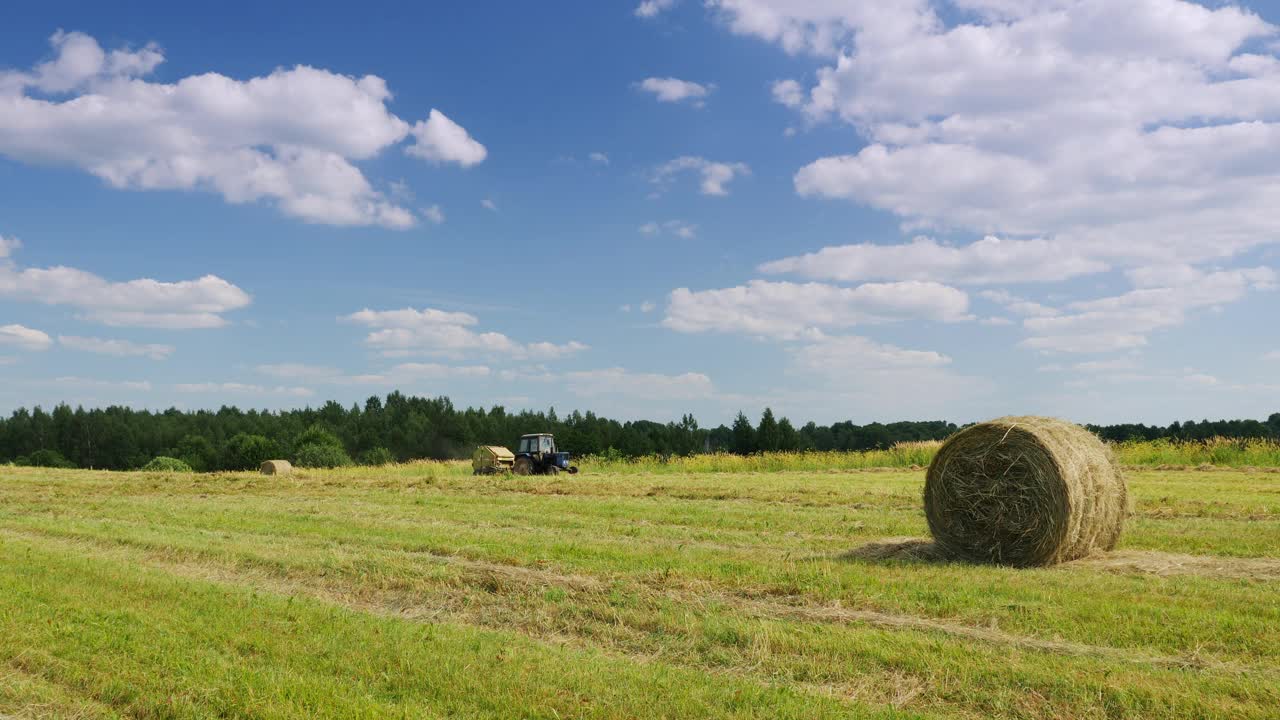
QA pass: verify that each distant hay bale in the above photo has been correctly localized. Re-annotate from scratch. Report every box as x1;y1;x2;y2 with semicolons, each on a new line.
923;416;1127;567
260;459;293;475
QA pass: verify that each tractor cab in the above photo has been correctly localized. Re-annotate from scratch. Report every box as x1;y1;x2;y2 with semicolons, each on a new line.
513;433;578;475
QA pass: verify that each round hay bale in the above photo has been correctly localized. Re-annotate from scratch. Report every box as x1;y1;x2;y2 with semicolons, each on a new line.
260;459;293;475
923;416;1126;567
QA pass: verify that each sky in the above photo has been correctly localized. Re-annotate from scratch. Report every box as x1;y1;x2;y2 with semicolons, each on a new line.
2;0;1279;426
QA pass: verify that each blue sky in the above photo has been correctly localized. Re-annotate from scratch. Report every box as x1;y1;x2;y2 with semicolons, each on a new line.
2;0;1279;426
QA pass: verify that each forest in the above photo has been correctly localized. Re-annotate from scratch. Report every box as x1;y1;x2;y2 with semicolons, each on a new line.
1;392;1278;471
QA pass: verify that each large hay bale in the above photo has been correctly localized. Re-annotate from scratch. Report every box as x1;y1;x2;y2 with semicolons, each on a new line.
923;416;1126;567
260;459;293;475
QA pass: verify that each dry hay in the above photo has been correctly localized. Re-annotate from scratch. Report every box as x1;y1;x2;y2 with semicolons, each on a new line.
923;416;1127;567
260;459;293;475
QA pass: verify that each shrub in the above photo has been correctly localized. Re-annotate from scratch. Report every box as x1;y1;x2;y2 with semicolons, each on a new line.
293;424;344;451
358;446;396;466
173;434;217;472
222;433;279;471
295;443;353;469
17;449;76;469
141;456;194;473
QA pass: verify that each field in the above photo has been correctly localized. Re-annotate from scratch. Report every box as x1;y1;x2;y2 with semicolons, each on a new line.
1;460;1278;718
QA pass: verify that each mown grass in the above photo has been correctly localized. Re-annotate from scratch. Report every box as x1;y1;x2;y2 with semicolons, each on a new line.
1;464;1277;718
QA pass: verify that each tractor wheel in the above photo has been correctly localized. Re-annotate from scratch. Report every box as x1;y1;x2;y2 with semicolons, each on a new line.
545;465;559;476
513;457;533;476
568;466;579;475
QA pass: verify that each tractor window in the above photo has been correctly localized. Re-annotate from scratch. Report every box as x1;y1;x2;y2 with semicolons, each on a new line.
541;437;553;453
518;437;535;454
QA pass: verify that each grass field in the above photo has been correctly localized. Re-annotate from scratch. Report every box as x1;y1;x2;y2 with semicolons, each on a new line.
2;461;1278;718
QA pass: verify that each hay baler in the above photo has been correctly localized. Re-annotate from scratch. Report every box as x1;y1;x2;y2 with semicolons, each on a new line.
471;445;515;475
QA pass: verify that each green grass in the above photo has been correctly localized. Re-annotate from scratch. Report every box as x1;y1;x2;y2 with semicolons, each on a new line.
1;464;1278;718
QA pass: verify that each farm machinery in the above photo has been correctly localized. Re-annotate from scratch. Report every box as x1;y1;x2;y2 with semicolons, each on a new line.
471;433;579;476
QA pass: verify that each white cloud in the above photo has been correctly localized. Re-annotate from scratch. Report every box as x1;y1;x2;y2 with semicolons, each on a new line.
1266;350;1280;361
255;361;489;385
979;289;1059;318
481;198;498;211
563;367;713;400
344;307;587;360
639;301;657;313
0;324;52;351
729;2;1280;275
0;31;485;228
0;245;250;328
1021;267;1275;353
771;79;804;108
789;334;951;376
422;204;445;224
0;235;20;258
59;335;174;360
640;220;696;238
588;151;610;165
637;77;713;105
635;0;678;19
174;382;313;397
761;236;1107;285
664;279;970;338
653;156;750;196
54;376;153;391
405;109;488;167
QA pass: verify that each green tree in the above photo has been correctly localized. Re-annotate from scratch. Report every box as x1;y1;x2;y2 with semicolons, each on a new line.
174;434;216;472
222;433;278;471
730;412;756;455
757;408;781;452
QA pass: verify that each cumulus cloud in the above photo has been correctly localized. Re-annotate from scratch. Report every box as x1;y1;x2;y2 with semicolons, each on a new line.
406;109;487;167
639;220;696;238
257;361;490;386
726;1;1280;275
771;79;805;108
59;335;174;360
563;367;714;399
664;279;970;338
761;236;1107;285
422;204;445;224
588;151;610;165
174;382;313;397
635;0;678;19
0;324;52;351
1021;267;1276;353
789;334;951;376
637;77;713;105
653;156;750;196
0;244;250;328
0;31;485;228
343;307;587;360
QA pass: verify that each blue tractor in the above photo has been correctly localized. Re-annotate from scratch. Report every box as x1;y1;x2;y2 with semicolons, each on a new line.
513;433;579;476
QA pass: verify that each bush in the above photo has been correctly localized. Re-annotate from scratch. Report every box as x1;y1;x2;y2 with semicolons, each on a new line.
295;443;353;469
222;433;279;471
17;449;76;468
358;446;396;466
141;456;194;473
173;434;217;472
293;424;344;451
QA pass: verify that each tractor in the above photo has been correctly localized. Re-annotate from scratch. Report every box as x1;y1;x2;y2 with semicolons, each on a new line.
512;433;578;476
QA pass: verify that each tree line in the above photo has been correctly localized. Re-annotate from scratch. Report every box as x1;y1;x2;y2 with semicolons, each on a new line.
0;392;1277;471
